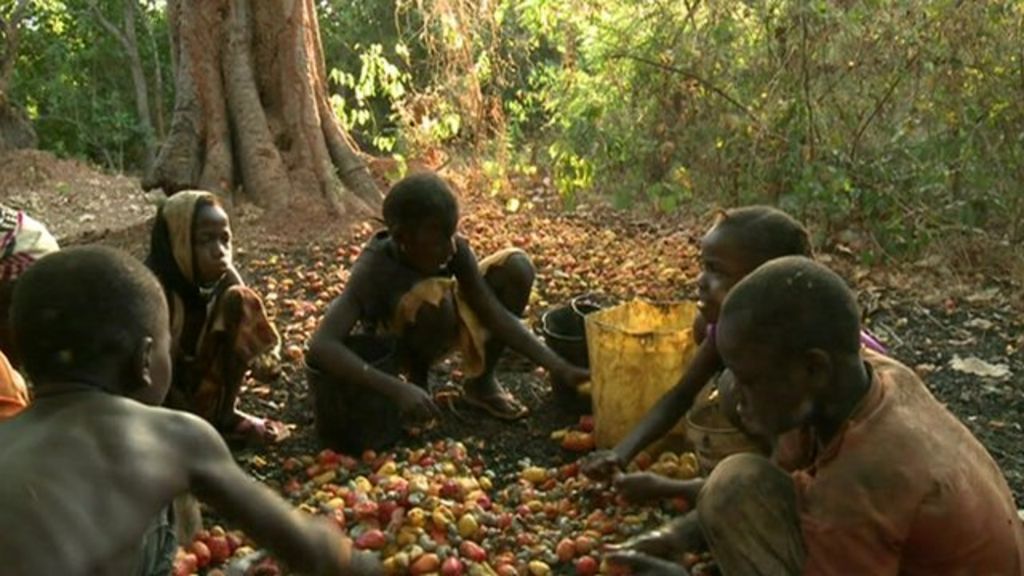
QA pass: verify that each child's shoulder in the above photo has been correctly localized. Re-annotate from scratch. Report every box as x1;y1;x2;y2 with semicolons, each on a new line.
31;394;216;441
134;402;222;444
352;230;395;266
351;229;428;281
0;395;208;469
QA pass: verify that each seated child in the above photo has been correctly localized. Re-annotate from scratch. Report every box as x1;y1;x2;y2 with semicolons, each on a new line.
613;257;1024;575
0;203;59;366
584;206;885;492
146;190;287;444
0;246;380;576
307;172;589;453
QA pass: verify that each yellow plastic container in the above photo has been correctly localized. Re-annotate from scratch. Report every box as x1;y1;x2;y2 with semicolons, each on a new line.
585;300;699;454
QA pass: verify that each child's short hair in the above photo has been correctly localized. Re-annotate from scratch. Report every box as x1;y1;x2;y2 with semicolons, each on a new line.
713;206;813;263
721;256;860;355
382;172;459;235
11;246;168;387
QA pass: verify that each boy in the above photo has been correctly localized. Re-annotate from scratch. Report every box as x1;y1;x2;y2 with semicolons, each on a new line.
583;207;816;481
0;247;379;576
307;172;588;453
585;207;885;497
612;257;1024;575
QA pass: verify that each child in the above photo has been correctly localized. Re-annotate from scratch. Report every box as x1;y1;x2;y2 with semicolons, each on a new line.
0;246;381;576
0;203;60;366
584;207;886;500
615;257;1024;575
307;172;589;453
146;190;287;444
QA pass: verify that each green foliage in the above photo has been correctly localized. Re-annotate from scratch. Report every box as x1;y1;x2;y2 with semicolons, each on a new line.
329;43;409;152
10;0;171;171
482;0;1024;255
9;0;1023;257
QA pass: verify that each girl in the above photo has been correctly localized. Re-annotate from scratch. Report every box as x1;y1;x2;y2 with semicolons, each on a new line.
146;191;286;445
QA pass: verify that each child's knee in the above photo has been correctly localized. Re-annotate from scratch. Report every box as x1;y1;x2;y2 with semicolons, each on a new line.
485;251;535;311
697;453;787;523
502;251;536;288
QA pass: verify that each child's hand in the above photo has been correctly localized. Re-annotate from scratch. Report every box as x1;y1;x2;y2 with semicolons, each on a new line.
395;384;442;424
582;449;625;481
605;550;690;576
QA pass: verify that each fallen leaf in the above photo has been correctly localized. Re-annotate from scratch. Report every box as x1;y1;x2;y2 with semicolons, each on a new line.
964;318;994;331
949;355;1011;379
965;287;1000;303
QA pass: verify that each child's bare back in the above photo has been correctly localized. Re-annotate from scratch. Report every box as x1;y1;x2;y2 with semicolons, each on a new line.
0;246;380;576
1;394;213;574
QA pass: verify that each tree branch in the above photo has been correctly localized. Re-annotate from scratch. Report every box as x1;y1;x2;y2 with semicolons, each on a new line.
799;6;816;162
607;51;764;129
0;0;31;94
87;0;132;52
849;3;965;161
142;0;166;137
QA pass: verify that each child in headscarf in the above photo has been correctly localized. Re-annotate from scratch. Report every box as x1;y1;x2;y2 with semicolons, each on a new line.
146;191;287;444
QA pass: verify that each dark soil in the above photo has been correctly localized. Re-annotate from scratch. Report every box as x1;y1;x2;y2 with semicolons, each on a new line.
867;297;1024;503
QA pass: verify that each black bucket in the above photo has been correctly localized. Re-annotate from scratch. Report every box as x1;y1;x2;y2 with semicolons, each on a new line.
540;295;603;368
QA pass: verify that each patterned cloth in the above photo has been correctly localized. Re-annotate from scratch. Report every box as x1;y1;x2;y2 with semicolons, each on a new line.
390;247;523;377
190;285;280;425
0;204;60;282
159;190;216;353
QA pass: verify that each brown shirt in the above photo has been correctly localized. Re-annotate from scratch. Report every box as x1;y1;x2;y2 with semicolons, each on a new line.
789;351;1024;576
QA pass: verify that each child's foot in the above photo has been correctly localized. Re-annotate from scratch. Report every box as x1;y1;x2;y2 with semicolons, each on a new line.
463;377;529;421
226;411;291;446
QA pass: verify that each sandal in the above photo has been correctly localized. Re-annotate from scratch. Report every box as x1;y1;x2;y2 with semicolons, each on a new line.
463;388;530;421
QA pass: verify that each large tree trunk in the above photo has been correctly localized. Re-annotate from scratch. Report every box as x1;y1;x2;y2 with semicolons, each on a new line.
145;0;381;214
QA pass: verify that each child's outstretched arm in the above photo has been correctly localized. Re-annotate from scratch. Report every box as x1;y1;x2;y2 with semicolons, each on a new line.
614;472;705;504
605;550;691;576
452;239;588;387
179;414;382;575
307;292;440;423
583;338;722;480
